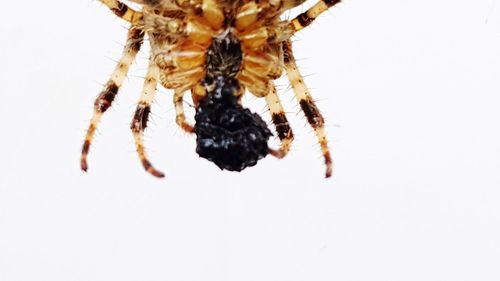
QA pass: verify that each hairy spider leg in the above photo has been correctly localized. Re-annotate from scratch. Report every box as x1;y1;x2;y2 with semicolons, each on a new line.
130;60;165;178
99;0;143;24
282;40;333;178
290;0;341;33
174;90;195;133
265;83;294;159
81;27;145;172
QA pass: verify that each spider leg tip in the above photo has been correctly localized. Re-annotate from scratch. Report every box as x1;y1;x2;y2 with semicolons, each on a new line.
269;148;286;159
325;165;333;178
153;173;166;179
325;163;333;178
147;168;166;178
80;159;89;173
155;172;166;178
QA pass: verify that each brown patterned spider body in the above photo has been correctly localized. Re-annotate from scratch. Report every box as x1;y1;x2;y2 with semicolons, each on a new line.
81;0;340;178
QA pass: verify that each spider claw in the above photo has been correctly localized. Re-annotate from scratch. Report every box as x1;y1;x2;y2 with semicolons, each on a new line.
147;168;165;179
181;123;194;134
81;139;91;173
81;161;88;172
141;159;165;178
325;165;332;178
148;168;165;178
268;148;286;159
325;155;333;178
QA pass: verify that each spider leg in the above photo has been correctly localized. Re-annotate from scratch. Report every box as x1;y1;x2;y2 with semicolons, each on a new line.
267;0;340;45
130;60;165;178
81;26;144;173
290;0;341;33
282;40;333;178
99;0;143;24
174;89;195;133
265;83;294;158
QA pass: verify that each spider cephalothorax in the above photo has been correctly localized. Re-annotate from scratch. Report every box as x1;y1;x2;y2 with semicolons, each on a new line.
81;0;340;178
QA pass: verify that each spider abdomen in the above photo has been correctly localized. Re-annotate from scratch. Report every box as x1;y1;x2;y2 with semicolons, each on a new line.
194;94;272;171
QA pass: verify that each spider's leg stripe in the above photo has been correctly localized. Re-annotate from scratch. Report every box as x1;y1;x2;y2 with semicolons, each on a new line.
282;40;333;178
174;90;195;133
131;102;151;133
130;61;165;178
265;84;294;159
99;0;143;24
291;0;341;32
80;26;144;173
272;113;292;140
94;82;119;112
299;99;325;128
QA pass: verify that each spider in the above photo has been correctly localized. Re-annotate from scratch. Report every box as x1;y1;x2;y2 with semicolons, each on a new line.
81;0;340;178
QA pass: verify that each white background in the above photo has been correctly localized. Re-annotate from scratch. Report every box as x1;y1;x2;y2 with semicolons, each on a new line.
1;0;500;280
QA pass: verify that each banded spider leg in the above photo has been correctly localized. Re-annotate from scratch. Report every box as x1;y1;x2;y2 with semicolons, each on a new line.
282;40;333;178
130;60;164;178
81;26;144;172
265;82;294;159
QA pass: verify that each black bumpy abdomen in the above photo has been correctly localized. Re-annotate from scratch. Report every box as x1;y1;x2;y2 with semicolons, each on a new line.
194;76;272;171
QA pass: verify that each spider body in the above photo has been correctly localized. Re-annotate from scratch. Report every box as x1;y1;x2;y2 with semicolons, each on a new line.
81;0;341;178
